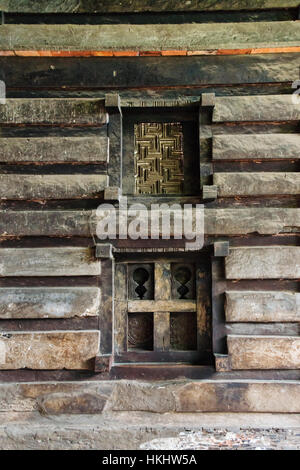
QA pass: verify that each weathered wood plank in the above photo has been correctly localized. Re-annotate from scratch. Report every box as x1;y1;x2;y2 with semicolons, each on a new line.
214;173;300;196
0;247;101;277
213;95;300;122
225;247;300;280
0;99;107;125
0;22;299;51
0;174;108;200
227;291;300;323
1;55;299;88
0;287;100;319
1;208;299;237
0;330;100;370
205;208;300;235
226;291;300;323
114;263;127;355
128;300;197;313
228;335;300;370
3;1;300;13
0;137;108;163
153;312;170;352
213;134;300;160
155;263;171;301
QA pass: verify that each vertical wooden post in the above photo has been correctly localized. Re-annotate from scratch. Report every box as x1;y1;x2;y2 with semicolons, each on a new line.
153;263;171;352
114;263;128;355
211;257;227;355
105;93;123;189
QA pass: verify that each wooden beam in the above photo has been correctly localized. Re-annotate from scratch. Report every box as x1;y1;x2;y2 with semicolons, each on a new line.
226;291;300;323
0;287;101;319
0;136;108;163
0;22;299;52
228;335;300;370
114;263;128;355
213;134;300;161
0;247;101;277
213;95;300;122
153;312;170;352
105;93;122;189
225;247;300;280
2;1;300;13
154;263;171;301
1;207;299;237
0;330;100;370
128;300;197;313
214;173;300;197
0;99;107;125
1;54;299;88
0;174;108;200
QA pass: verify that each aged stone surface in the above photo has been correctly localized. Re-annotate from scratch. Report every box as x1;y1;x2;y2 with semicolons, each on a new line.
1;380;300;415
37;392;108;415
214;173;300;196
0;137;108;163
0;331;100;370
174;381;300;412
225;247;300;279
213;95;300;122
228;335;300;369
0;247;101;277
213;134;300;160
2;1;300;13
0;287;101;319
0;382;112;413
226;291;300;323
0;99;107;125
0;174;108;200
109;381;176;413
0;22;299;51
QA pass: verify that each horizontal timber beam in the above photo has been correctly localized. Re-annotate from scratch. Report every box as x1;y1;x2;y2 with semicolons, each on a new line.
1;208;299;237
0;137;108;163
0;287;101;319
0;247;101;276
0;99;107;125
0;22;299;52
213;134;300;160
214;173;300;197
2;1;299;13
1;54;298;88
0;174;108;200
225;246;300;279
226;291;300;323
128;300;197;313
0;330;100;370
213;95;300;122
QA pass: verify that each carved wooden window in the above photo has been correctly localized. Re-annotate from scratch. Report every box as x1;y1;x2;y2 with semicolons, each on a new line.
134;122;184;195
122;107;200;196
114;255;212;364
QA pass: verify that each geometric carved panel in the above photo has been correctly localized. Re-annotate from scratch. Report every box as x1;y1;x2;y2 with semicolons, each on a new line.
134;122;184;194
